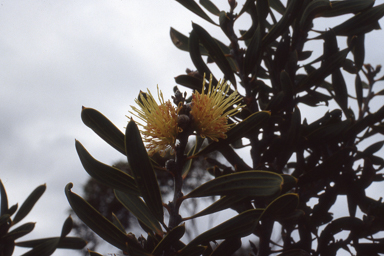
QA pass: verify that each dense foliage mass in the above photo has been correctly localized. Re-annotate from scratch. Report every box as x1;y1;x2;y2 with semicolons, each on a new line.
68;0;384;255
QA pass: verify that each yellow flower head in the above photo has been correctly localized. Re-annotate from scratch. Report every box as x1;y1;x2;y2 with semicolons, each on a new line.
129;87;181;156
190;75;244;142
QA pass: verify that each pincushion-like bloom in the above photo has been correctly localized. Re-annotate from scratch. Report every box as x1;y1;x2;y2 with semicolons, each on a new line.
129;87;180;156
190;76;244;141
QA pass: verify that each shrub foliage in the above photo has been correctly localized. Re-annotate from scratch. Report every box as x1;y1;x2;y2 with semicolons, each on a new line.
68;0;384;255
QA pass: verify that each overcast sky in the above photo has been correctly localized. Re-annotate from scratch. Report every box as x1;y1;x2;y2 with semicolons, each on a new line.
1;1;384;255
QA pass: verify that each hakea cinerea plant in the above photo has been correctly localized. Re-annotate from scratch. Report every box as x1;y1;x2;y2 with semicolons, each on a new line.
129;75;244;156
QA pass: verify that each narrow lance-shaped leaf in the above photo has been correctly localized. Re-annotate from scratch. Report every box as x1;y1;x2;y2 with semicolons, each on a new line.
192;22;237;88
4;222;35;241
65;183;144;252
189;30;218;85
13;184;46;225
16;237;87;250
20;238;58;256
330;3;384;36
180;209;264;252
199;0;220;16
355;73;363;110
81;107;125;155
183;195;249;220
260;193;299;221
297;48;349;92
299;0;331;31
262;0;300;47
244;24;262;76
125;120;164;223
0;179;8;216
114;190;163;236
321;0;374;17
184;171;283;198
332;68;348;114
175;0;217;25
75;140;139;196
152;224;185;255
60;215;73;238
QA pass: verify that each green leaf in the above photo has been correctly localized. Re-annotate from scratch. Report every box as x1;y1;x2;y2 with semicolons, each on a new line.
192;23;237;88
269;0;286;15
199;0;220;16
175;0;217;25
281;175;298;194
0;179;8;216
297;48;349;92
174;75;204;93
332;69;348;114
170;28;209;55
152;224;185;255
170;27;189;52
260;193;299;221
114;190;163;236
351;33;365;71
322;0;374;17
346;105;384;137
182;136;204;179
363;141;384;155
195;111;270;156
244;24;262;75
183;195;248;220
65;183;144;252
20;238;58;256
13;184;46;225
5;222;35;241
331;3;384;36
210;238;242;256
75;140;139;196
125;120;164;223
180;209;263;252
177;245;207;256
111;212;126;234
262;0;300;46
81;107;125;155
300;0;331;31
60;215;73;238
218;144;252;172
16;237;87;250
355;73;363;110
189;30;217;85
185;171;283;198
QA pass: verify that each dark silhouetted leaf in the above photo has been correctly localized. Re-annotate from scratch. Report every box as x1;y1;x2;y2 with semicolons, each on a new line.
65;183;144;253
81;107;125;155
183;195;248;220
192;23;237;88
330;3;384;36
199;0;220;16
13;184;46;225
125;120;164;223
16;237;87;250
75;140;139;195
189;30;217;85
114;190;163;236
0;179;8;216
152;224;185;255
180;209;263;252
185;171;283;198
175;0;217;25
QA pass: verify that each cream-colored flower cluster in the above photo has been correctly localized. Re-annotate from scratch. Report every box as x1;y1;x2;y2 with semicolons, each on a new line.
129;76;243;156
